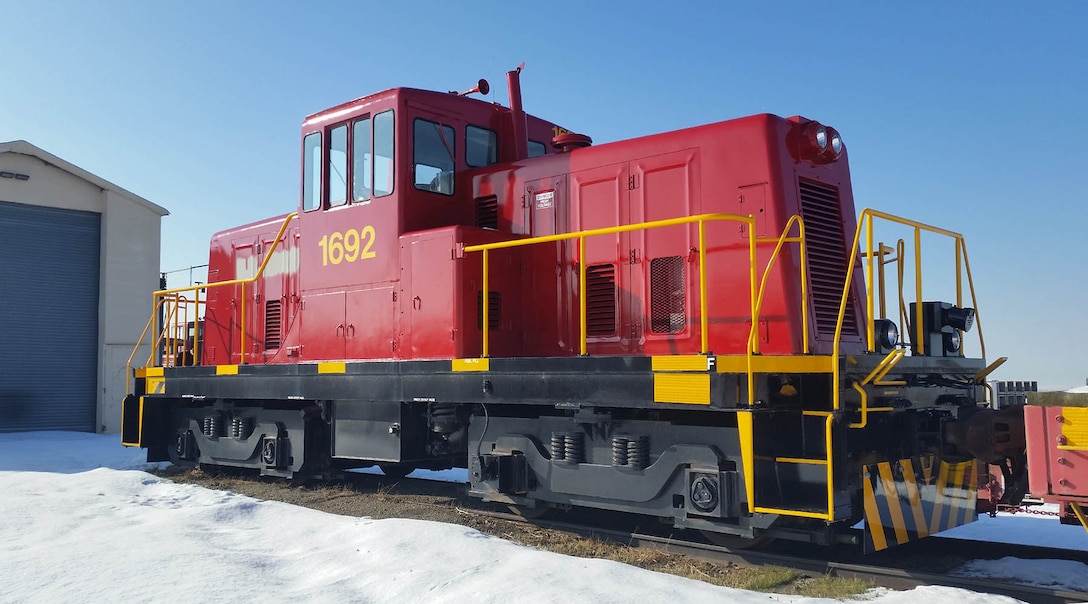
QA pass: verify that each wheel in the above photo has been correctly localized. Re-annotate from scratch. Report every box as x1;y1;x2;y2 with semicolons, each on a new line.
507;502;553;519
378;464;416;480
700;530;773;550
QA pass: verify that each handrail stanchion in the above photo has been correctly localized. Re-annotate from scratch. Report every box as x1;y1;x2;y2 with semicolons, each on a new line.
747;216;758;406
955;239;963;309
798;218;809;354
914;227;923;355
579;237;587;356
866;213;875;351
896;239;907;338
698;220;708;354
747;216;758;355
240;282;246;364
960;243;985;358
825;413;835;521
482;249;490;358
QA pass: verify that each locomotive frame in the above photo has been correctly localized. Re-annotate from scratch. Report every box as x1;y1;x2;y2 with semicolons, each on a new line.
122;67;1022;552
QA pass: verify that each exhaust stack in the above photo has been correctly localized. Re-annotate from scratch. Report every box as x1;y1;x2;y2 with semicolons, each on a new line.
507;63;528;161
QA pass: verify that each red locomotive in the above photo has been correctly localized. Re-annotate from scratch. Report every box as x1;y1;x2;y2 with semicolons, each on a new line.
124;67;1031;551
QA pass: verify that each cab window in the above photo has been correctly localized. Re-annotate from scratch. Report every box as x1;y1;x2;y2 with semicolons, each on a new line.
466;125;498;167
528;140;547;158
352;116;372;202
302;132;321;211
414;118;455;195
329;125;348;207
373;110;394;197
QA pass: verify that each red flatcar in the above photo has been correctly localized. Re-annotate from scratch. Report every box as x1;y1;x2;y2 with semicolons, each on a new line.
123;67;1026;551
1025;394;1088;533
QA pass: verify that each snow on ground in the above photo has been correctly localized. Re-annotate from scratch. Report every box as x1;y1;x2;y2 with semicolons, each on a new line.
938;505;1088;551
952;557;1088;592
0;433;1082;604
351;465;469;483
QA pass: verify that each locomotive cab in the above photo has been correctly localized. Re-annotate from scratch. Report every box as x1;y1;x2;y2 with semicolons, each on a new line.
197;75;569;366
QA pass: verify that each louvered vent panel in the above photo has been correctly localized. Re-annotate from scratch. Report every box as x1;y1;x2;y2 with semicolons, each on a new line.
475;195;498;229
585;264;617;336
476;291;501;330
650;256;686;334
797;180;859;337
264;299;283;349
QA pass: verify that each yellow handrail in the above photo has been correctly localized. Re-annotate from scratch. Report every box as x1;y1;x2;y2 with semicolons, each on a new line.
125;296;168;395
465;212;813;415
127;212;298;382
739;216;812;406
752;215;810;355
832;209;984;411
463;213;761;358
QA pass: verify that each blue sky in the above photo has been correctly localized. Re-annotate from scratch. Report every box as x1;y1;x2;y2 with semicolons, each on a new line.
2;2;1085;388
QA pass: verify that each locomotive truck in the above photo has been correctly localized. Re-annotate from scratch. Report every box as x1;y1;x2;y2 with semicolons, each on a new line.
123;67;1031;551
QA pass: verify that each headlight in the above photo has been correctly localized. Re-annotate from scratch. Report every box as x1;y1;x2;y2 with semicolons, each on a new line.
800;121;843;164
943;330;961;353
944;306;975;332
830;129;843;154
874;319;898;350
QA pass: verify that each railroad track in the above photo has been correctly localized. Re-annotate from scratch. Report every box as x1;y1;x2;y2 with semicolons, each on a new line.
463;508;1088;604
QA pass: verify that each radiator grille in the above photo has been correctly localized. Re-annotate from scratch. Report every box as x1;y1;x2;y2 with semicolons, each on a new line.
264;299;282;349
585;264;617;336
797;180;859;337
650;256;686;334
475;195;498;229
477;291;501;330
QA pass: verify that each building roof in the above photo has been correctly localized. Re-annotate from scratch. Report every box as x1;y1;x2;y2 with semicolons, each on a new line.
0;140;169;217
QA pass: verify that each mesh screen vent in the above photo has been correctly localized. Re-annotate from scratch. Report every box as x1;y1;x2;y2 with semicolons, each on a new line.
477;291;501;330
585;264;617;336
475;195;498;229
650;256;686;334
264;299;282;349
797;180;859;337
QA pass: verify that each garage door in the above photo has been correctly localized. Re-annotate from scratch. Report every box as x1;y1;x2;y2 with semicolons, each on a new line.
0;200;100;432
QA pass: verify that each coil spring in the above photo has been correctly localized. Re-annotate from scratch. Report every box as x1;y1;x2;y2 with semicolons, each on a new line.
202;415;221;437
230;417;253;439
612;437;630;465
626;435;649;470
564;432;584;464
550;433;566;461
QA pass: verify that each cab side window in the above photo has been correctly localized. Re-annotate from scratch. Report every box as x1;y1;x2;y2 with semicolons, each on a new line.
466;125;498;167
329;125;348;207
302;132;322;211
414;118;455;196
373;110;395;197
349;110;394;202
528;140;547;158
352;116;372;203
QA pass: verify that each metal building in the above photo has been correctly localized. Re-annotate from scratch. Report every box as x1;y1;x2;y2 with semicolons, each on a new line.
989;380;1039;409
0;140;168;433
